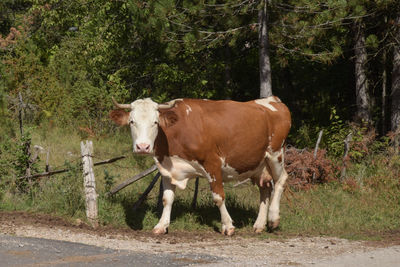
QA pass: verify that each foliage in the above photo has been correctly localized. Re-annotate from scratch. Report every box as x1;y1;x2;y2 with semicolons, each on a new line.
0;131;17;199
0;125;41;194
323;107;351;158
0;0;398;135
103;168;118;194
286;147;338;190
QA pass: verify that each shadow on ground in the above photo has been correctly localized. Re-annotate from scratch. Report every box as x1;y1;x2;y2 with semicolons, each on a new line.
120;189;258;233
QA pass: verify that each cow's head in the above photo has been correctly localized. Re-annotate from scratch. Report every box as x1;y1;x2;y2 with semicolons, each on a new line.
110;97;178;154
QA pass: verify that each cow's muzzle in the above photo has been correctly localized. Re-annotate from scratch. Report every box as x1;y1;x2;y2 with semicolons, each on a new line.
135;143;151;154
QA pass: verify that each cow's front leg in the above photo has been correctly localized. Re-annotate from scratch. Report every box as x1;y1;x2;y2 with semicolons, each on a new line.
205;161;235;236
153;176;176;235
211;183;235;236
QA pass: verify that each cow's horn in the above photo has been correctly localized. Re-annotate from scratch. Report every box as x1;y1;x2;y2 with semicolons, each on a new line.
112;97;131;109
158;99;182;109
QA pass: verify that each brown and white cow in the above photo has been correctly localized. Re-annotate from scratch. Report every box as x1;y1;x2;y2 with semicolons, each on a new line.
110;97;291;235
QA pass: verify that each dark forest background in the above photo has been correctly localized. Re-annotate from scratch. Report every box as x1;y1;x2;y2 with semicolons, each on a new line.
1;0;399;146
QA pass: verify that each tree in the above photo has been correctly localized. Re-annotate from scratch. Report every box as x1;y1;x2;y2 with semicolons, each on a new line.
391;11;400;150
258;0;272;98
353;20;371;124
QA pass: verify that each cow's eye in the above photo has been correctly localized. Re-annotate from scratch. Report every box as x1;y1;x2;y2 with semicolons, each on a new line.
129;120;135;125
154;121;158;125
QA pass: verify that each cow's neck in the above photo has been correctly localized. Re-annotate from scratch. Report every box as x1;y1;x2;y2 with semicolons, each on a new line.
154;125;169;162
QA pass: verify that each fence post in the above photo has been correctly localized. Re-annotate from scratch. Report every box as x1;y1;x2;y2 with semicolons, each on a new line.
80;140;98;227
312;130;323;182
45;148;50;172
340;133;353;180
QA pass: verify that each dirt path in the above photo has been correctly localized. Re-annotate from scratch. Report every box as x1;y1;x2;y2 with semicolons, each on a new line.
1;211;399;266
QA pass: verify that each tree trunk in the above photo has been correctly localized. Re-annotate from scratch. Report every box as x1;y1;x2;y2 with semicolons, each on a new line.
382;49;387;135
353;21;371;124
258;0;272;98
391;13;400;152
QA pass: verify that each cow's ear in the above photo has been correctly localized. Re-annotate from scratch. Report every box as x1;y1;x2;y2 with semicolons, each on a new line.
110;109;130;126
159;110;178;128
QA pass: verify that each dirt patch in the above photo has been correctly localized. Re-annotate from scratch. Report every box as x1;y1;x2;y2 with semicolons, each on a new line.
1;211;400;266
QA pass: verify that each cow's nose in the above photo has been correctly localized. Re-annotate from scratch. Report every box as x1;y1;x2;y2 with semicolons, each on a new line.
136;143;151;153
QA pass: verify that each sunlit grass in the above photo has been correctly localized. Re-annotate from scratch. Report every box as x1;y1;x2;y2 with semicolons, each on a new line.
1;127;399;240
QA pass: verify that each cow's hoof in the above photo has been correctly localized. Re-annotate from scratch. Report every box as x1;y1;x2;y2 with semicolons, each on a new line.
267;219;280;232
152;227;168;235
222;227;235;236
253;227;265;234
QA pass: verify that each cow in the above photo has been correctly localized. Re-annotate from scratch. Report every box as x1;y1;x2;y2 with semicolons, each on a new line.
110;96;291;236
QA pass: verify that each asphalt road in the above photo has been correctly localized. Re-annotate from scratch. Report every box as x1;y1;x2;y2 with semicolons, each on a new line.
0;234;220;267
1;233;400;267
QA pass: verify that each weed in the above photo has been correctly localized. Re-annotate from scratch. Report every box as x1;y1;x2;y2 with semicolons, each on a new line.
103;168;118;193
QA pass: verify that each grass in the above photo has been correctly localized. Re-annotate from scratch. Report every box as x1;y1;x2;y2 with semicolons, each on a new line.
0;126;399;240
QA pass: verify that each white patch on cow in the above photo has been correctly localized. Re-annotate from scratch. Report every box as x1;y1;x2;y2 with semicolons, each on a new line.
265;149;283;165
212;192;223;204
155;155;212;189
255;96;279;112
220;157;268;183
185;104;192;115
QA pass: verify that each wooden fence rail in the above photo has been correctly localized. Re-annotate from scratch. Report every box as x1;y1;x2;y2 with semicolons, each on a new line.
18;156;126;180
108;165;158;195
17;140;201;225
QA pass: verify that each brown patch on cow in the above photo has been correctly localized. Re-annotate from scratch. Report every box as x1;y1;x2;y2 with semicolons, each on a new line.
278;155;282;163
259;164;273;187
159;110;179;128
110;109;130;126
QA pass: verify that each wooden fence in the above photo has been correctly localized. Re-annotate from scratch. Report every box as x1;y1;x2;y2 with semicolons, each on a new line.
20;140;200;227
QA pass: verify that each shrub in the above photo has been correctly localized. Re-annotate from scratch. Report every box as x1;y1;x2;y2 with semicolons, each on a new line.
285;147;338;190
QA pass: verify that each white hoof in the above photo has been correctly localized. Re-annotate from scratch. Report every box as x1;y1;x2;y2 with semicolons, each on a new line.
152;226;168;235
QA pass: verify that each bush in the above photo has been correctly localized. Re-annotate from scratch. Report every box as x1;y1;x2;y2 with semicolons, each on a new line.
285;147;338;190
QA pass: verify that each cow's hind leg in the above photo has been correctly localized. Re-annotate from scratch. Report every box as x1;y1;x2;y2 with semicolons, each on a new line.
266;148;288;230
253;177;272;233
153;176;176;235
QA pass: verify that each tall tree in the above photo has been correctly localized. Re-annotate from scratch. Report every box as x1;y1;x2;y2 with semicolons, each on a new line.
391;11;400;150
353;20;371;124
258;0;272;98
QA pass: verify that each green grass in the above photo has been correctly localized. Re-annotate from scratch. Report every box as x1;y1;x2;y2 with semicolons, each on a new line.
1;126;399;240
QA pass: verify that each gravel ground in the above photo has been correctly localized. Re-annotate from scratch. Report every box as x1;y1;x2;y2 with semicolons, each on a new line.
1;211;399;266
